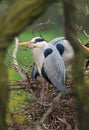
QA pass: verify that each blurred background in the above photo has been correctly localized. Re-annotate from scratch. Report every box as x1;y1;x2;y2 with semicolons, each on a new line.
1;0;88;129
5;0;89;79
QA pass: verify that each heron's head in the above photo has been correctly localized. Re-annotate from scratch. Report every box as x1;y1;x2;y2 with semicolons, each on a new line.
19;37;48;48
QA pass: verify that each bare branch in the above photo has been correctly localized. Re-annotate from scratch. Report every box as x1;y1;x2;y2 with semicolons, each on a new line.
83;30;89;38
13;37;27;80
57;117;72;130
32;19;55;38
42;123;50;130
75;24;89;44
85;0;89;14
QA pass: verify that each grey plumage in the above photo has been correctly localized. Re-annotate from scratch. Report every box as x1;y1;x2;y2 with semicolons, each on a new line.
50;37;74;68
19;37;67;97
30;37;66;96
42;43;66;95
31;37;74;78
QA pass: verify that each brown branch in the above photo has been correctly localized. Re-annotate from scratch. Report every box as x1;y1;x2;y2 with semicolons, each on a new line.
57;117;72;130
9;87;25;91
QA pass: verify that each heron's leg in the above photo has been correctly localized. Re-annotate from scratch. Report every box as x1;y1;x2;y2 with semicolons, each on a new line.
40;78;45;100
45;82;49;95
39;78;47;105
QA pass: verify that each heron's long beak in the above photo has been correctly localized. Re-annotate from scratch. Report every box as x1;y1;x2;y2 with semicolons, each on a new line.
82;45;89;51
18;41;34;46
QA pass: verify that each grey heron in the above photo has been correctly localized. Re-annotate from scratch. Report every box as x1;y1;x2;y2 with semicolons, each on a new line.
31;37;89;79
50;37;74;68
31;37;74;79
19;37;66;98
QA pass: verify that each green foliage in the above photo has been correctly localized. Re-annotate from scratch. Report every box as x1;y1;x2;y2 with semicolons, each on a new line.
8;69;21;80
7;90;33;127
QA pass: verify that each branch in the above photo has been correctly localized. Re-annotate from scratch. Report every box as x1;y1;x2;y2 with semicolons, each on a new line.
57;117;72;130
32;19;55;37
13;37;27;80
83;30;89;38
85;0;89;14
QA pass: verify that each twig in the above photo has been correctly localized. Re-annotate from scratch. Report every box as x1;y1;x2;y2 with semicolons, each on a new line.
83;30;89;38
9;87;25;91
85;0;89;14
35;125;43;130
57;117;72;130
32;19;55;37
42;123;50;130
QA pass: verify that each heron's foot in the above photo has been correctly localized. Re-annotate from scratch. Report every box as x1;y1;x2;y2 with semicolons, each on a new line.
61;94;68;103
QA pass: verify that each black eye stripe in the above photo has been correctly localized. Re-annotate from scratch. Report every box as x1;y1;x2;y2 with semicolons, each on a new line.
35;38;45;43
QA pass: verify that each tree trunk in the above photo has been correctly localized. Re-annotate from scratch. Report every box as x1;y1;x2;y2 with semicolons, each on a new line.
0;0;58;48
0;49;8;130
62;0;89;129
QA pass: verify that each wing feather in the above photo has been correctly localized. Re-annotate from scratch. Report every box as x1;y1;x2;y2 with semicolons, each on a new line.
43;44;66;93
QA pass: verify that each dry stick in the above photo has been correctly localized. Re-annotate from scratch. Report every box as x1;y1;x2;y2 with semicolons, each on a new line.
8;79;40;87
13;37;37;100
84;0;89;14
42;123;50;130
35;125;43;130
13;37;27;80
57;117;72;130
83;30;89;38
9;87;25;91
